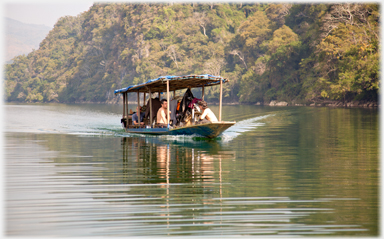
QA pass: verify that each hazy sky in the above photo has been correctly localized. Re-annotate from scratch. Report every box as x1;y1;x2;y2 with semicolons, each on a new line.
4;1;94;28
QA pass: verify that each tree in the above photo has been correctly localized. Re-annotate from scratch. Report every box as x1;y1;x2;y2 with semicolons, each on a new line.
306;4;379;102
4;3;379;104
193;12;209;37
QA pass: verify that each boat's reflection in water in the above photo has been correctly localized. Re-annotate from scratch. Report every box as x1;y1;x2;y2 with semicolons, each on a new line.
121;136;231;190
119;136;234;232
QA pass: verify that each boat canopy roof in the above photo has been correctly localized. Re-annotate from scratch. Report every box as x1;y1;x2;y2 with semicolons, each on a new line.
114;74;228;95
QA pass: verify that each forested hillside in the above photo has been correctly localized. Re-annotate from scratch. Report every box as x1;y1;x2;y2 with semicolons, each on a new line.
4;3;379;104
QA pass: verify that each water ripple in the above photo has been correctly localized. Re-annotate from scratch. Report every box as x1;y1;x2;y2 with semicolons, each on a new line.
5;104;378;237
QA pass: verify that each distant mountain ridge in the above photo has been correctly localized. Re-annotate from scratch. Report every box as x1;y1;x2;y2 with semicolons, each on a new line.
5;17;51;62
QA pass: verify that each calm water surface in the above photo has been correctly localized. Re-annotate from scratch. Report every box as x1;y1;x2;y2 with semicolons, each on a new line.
4;103;379;237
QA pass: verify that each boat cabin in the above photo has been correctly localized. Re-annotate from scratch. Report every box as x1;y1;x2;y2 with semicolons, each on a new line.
114;74;235;138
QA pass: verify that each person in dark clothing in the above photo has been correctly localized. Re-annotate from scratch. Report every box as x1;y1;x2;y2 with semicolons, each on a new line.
132;106;145;125
179;88;194;123
180;88;194;115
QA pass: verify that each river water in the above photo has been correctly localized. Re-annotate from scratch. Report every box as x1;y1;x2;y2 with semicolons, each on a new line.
4;103;379;237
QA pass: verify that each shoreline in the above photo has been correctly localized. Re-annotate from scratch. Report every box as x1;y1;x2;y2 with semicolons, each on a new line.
5;100;379;108
209;100;379;108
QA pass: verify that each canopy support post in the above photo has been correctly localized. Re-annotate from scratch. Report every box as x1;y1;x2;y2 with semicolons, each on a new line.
167;80;170;127
143;93;146;106
202;86;205;101
126;92;129;129
122;93;126;119
149;88;153;127
219;80;223;122
137;91;141;126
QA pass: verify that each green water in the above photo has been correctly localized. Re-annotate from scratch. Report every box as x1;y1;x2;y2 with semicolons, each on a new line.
4;103;379;237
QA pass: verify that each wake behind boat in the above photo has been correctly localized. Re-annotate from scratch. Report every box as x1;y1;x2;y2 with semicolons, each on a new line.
114;74;235;138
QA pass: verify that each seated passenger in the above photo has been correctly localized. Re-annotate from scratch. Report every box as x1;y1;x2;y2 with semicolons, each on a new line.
132;106;145;125
197;100;218;123
156;99;171;127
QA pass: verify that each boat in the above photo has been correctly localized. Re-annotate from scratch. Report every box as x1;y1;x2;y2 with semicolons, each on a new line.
114;74;236;138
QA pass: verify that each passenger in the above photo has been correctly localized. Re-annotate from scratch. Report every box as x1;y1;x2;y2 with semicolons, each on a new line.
132;106;145;126
197;100;218;123
156;99;171;128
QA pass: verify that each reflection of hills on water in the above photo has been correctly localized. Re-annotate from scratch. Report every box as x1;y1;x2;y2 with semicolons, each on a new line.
121;136;235;187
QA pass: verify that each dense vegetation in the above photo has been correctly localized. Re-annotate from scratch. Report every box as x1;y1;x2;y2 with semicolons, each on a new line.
4;3;380;104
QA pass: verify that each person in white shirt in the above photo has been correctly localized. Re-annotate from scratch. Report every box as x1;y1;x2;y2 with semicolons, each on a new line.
197;100;218;123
